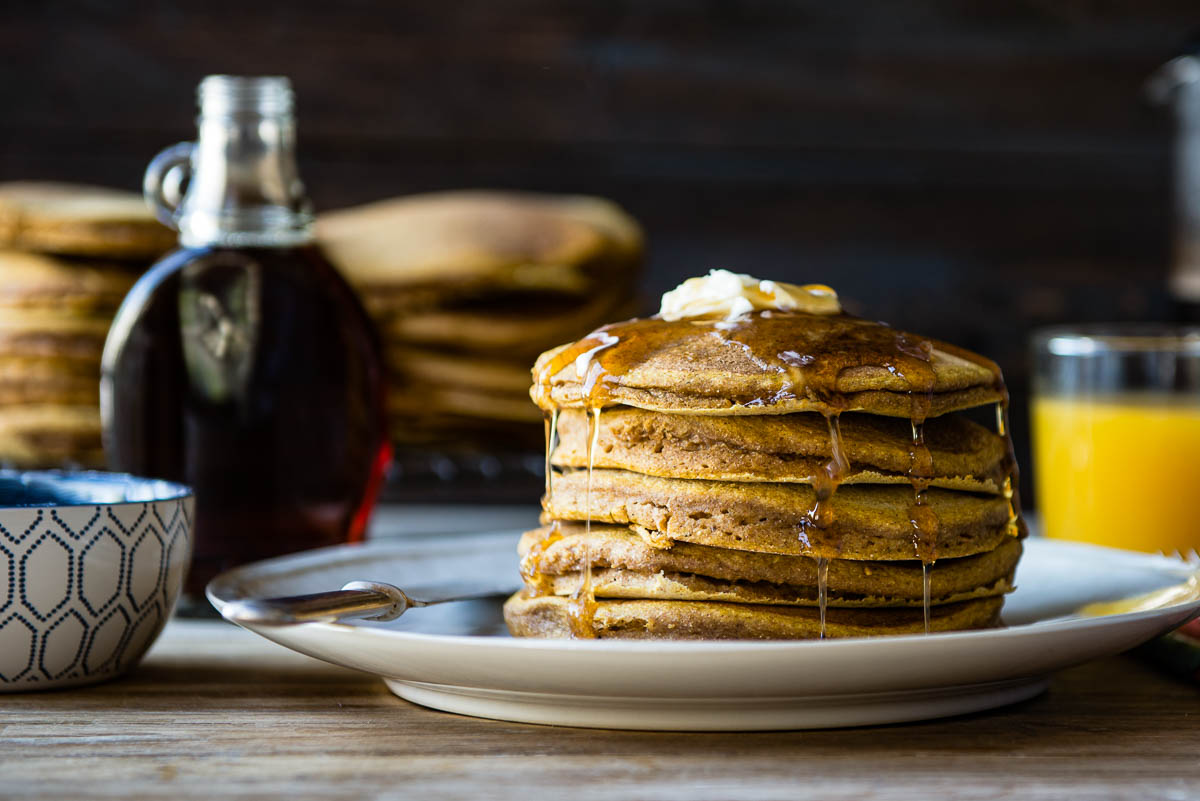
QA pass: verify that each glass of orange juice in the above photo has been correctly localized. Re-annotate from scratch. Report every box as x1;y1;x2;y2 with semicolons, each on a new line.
1032;327;1200;555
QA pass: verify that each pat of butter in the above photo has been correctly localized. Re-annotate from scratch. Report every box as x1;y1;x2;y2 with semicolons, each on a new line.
659;269;840;321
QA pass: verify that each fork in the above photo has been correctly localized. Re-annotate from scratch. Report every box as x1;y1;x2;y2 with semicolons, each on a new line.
219;580;517;626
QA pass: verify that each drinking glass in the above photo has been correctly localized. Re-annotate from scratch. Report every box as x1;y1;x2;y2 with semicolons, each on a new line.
1031;326;1200;555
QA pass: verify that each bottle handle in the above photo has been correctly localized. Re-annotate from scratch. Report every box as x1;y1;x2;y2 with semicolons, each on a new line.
143;142;195;230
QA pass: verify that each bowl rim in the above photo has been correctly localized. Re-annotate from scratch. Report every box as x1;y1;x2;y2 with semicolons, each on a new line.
0;469;192;508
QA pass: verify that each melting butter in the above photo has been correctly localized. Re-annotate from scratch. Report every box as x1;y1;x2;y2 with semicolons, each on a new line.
659;269;840;321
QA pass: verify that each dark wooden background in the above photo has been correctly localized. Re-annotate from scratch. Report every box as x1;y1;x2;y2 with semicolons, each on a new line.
2;0;1196;504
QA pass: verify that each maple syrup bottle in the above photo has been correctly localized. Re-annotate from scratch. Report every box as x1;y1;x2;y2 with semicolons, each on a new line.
101;76;390;606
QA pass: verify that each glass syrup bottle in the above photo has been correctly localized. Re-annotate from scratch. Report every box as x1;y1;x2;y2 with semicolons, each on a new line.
101;75;390;606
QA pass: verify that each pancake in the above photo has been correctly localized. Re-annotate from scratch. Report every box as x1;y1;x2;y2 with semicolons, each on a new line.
318;190;642;297
387;412;544;450
544;468;1015;561
538;568;1012;608
0;405;104;467
0;251;135;311
511;273;1024;640
386;348;533;396
552;406;1008;493
388;383;542;424
322;190;641;450
0;371;98;405
381;289;638;357
550;194;643;260
0;182;174;259
0;311;110;361
0;354;102;380
503;592;1004;640
362;263;639;318
520;523;1021;607
532;310;1004;417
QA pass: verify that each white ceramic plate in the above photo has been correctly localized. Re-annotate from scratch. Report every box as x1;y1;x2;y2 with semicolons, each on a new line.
208;534;1200;731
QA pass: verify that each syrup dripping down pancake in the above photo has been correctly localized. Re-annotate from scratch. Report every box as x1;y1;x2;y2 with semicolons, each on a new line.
533;569;1013;609
544;468;1016;562
512;274;1024;640
519;523;1020;608
503;593;1004;640
551;406;1010;493
532;310;1003;418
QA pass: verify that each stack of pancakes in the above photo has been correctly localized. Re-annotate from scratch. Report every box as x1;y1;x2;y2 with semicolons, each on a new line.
506;277;1024;639
0;183;173;467
317;191;642;452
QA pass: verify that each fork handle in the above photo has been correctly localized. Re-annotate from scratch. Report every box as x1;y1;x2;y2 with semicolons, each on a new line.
220;581;411;626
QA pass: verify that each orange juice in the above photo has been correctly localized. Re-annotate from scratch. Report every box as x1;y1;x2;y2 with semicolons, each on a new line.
1032;395;1200;555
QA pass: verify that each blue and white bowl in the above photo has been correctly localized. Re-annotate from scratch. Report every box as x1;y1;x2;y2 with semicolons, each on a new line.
0;471;193;692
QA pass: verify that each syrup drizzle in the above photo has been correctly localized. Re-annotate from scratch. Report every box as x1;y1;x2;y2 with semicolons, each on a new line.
922;564;933;632
816;556;831;638
996;399;1022;538
544;407;559;503
809;411;849;638
909;419;940;634
533;311;1000;414
891;335;940;635
519;521;563;598
564;406;601;638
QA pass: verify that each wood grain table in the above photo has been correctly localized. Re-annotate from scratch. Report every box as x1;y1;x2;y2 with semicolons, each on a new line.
1;620;1197;801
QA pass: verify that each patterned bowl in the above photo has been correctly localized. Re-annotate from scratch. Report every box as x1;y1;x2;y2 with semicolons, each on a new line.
0;471;192;692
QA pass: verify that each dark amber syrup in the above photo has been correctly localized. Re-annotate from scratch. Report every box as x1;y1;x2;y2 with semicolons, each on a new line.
102;245;389;598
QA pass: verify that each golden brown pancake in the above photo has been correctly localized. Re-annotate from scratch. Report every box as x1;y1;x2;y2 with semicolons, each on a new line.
386;347;533;396
0;354;101;380
0;182;174;259
539;569;1012;608
503;592;1004;640
532;310;1003;417
0;372;98;405
381;290;638;358
321;190;641;443
512;275;1023;640
0;405;104;467
0;311;110;361
520;523;1020;607
544;468;1015;561
387;412;544;450
0;251;135;311
388;383;543;424
552;406;1008;493
317;190;642;297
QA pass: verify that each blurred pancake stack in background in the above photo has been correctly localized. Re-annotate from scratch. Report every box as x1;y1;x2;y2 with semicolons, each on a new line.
318;190;643;471
0;182;173;467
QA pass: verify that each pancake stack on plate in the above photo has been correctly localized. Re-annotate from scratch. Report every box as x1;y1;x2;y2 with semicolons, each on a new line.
0;183;174;467
505;271;1025;639
317;191;642;452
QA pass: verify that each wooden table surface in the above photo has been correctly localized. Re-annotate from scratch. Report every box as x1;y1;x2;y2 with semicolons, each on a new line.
2;620;1197;801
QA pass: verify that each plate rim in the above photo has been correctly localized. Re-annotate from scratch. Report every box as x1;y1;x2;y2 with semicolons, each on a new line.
207;533;1200;654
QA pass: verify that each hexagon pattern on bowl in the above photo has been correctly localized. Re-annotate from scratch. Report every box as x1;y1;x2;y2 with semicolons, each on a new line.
0;497;192;691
